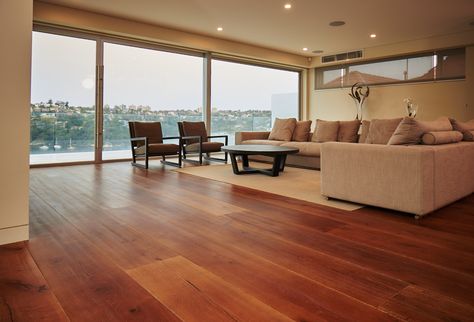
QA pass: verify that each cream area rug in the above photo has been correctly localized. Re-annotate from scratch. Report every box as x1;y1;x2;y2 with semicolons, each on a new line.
174;162;362;211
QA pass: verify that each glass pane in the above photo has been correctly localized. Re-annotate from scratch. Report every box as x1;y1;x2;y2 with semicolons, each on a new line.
436;48;465;80
407;55;434;81
30;32;96;164
346;59;406;85
319;68;344;88
211;60;299;144
103;43;203;160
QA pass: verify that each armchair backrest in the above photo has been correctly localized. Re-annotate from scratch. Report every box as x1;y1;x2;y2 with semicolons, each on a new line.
179;121;208;144
129;121;163;147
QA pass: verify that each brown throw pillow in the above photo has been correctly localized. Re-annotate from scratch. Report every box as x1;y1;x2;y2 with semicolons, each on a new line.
312;120;339;143
365;118;403;144
268;118;297;141
338;120;360;143
388;117;424;145
418;116;452;132
422;131;463;145
358;120;370;143
292;120;312;142
450;118;474;141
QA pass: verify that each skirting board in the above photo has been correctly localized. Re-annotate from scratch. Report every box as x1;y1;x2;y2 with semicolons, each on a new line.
0;225;29;245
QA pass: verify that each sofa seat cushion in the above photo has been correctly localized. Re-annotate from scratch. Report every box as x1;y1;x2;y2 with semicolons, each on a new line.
242;139;285;146
281;142;321;157
186;142;224;153
135;143;179;155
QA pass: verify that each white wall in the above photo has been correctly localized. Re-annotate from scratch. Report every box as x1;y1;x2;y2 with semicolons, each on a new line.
309;45;474;123
0;0;32;244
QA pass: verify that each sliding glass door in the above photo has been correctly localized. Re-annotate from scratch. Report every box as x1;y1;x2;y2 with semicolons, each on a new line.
102;43;204;160
30;27;302;165
30;32;96;164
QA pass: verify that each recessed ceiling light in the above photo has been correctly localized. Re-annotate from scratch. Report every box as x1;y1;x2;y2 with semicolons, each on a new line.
312;50;324;54
329;21;345;27
217;27;223;32
284;4;292;9
370;33;377;38
302;47;308;51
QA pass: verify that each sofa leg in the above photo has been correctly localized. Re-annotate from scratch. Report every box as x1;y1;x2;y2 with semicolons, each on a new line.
323;195;331;201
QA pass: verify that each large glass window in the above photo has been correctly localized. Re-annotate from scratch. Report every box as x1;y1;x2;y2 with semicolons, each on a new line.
30;32;96;164
103;43;204;160
211;60;299;144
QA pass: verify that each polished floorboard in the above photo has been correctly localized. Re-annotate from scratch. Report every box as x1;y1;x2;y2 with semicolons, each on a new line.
1;161;474;321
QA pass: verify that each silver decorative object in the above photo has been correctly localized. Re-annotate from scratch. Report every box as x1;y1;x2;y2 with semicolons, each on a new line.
404;98;418;118
349;82;370;120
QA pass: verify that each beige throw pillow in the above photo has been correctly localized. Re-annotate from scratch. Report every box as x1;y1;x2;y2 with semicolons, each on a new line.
268;118;297;141
422;131;463;145
388;117;424;145
417;116;453;132
292;120;312;142
365;118;403;144
358;120;370;143
338;120;360;143
312;120;339;142
450;118;474;141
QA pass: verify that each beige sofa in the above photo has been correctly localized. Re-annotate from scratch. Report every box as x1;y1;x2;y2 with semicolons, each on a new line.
235;131;322;169
320;141;474;217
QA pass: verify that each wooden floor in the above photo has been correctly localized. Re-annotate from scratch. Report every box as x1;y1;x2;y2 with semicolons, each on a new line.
1;161;474;321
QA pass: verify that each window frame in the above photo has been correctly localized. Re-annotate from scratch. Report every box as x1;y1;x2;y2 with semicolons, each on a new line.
315;48;465;90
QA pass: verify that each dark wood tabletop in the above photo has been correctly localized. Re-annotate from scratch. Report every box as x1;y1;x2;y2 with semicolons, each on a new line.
221;144;299;155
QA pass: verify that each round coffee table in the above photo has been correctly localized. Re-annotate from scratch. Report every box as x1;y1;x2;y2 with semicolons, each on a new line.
221;145;299;177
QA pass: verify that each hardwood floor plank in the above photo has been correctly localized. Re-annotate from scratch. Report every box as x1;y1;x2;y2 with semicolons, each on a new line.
16;163;473;322
327;224;474;276
224;207;474;305
0;242;69;322
27;190;182;322
128;256;294;322
111;205;397;322
380;285;474;322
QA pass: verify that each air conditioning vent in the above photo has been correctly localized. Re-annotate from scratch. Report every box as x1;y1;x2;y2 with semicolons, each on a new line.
321;50;363;63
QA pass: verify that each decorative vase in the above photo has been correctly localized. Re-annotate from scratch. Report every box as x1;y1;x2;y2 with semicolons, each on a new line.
349;83;370;120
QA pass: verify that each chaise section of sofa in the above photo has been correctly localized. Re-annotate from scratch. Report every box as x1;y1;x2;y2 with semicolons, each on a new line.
320;142;474;217
235;131;322;169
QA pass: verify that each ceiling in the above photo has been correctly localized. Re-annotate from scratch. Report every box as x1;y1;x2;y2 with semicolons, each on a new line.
39;0;474;56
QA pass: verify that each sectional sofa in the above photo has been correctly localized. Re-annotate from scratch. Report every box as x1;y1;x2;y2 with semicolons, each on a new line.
235;117;474;217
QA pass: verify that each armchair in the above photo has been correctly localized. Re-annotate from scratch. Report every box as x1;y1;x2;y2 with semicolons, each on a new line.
129;121;181;169
177;121;228;164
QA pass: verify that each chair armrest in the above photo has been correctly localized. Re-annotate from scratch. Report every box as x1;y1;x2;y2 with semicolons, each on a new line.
235;131;270;144
130;137;147;142
181;135;201;141
207;135;228;145
163;136;180;140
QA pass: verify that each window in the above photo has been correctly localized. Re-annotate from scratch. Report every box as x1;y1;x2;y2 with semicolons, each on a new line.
211;60;299;144
102;43;203;160
30;31;96;164
315;48;465;89
31;27;302;165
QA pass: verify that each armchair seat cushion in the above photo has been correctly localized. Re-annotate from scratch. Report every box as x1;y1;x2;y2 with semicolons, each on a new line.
185;141;224;153
135;143;179;155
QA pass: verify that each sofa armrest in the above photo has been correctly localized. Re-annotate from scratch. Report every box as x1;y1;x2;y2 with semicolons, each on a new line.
320;142;435;215
235;131;270;144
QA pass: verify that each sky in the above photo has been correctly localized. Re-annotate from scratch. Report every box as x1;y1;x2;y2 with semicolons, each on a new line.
31;32;298;111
